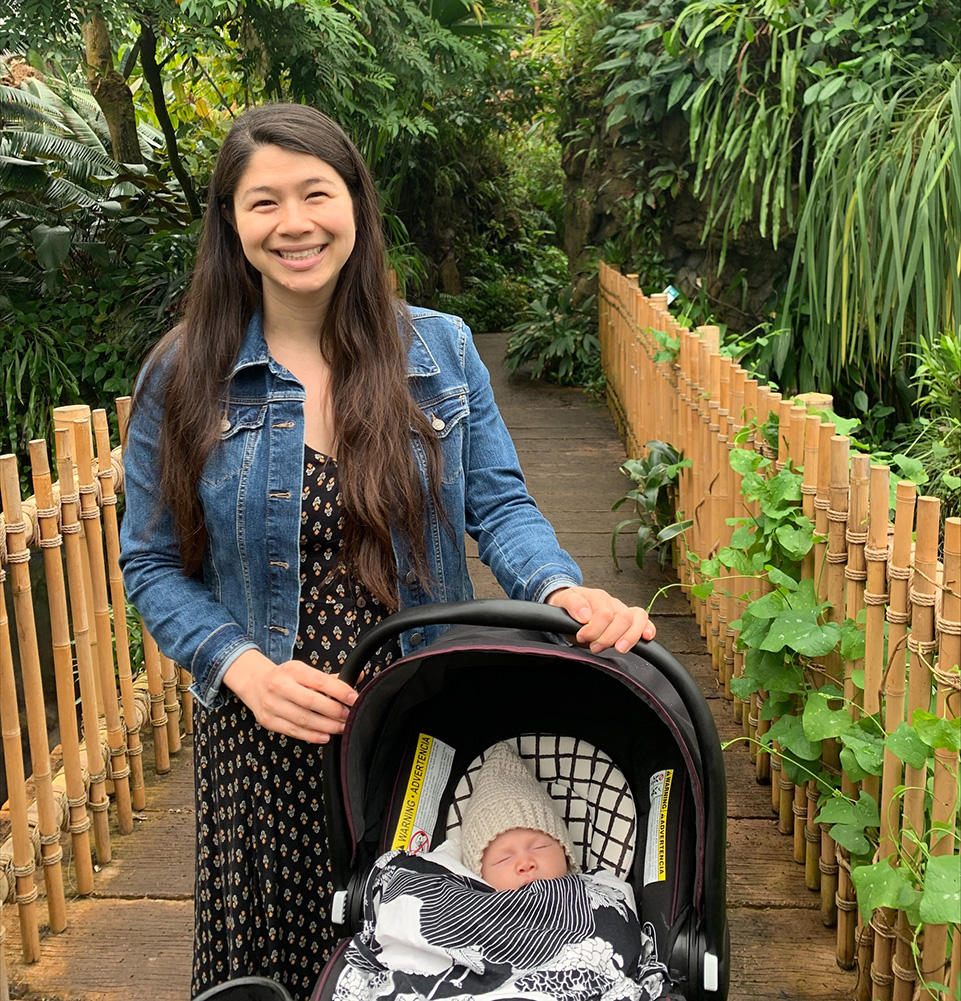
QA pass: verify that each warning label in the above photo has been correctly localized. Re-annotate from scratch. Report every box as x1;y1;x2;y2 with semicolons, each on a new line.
390;733;455;855
643;769;673;885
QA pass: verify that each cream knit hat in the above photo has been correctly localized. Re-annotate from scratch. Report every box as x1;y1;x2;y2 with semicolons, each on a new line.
460;741;579;876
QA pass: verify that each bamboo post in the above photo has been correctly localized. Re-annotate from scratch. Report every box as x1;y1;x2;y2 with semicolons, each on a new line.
752;384;776;780
722;414;740;701
836;453;870;969
161;651;183;754
91;410;145;811
676;329;690;593
863;465;891;797
820;434;850;928
920;518;959;998
687;332;703;613
0;457;67;933
69;416;134;834
858;465;890;996
755;391;782;785
0;562;40;961
776;410;806;832
53;428;112;863
776;398;793;471
814;422;836;597
749;384;773;757
116;398;171;774
28;441;95;897
799;416;821;874
871;482;917;1001
732;377;757;726
54;407;105;716
892;496;941;1001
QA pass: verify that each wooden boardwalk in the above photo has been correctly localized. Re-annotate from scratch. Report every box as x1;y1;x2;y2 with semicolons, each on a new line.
2;331;857;1001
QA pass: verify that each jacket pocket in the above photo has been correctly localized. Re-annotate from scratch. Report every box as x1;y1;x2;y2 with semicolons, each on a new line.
199;403;268;487
415;387;468;485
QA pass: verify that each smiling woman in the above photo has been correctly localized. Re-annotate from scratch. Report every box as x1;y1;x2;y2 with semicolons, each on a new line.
229;147;357;320
119;101;654;1001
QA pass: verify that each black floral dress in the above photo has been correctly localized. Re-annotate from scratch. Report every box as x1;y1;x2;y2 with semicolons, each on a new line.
192;447;397;1000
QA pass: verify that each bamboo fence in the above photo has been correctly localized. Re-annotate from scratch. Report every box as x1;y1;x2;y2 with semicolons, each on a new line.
0;402;191;997
600;263;960;999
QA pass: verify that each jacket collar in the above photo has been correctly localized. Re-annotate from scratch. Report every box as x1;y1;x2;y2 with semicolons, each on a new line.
228;307;442;380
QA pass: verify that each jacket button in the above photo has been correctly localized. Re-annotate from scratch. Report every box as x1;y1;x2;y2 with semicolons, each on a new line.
410;632;423;647
431;416;446;431
405;570;417;585
220;417;231;433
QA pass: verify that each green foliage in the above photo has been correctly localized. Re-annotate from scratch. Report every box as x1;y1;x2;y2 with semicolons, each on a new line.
611;440;692;571
682;408;961;990
592;0;959;404
505;287;603;387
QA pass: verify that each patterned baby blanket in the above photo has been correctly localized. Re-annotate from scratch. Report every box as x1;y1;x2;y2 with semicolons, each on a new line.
331;844;671;1000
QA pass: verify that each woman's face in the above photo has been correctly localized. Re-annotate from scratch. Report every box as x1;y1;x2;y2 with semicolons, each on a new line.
231;144;356;314
480;827;569;891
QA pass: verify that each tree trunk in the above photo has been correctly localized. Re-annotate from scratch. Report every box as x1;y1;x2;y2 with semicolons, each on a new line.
139;19;202;219
79;5;143;164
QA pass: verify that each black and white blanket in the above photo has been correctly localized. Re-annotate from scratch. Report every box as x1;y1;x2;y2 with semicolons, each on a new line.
331;843;671;1001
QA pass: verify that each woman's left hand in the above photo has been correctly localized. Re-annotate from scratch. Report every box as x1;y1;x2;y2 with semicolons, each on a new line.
544;586;655;653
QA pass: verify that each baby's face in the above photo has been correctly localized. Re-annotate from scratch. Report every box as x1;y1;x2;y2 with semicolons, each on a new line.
479;827;569;891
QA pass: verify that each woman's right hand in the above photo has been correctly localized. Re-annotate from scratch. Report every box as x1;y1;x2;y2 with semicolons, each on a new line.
223;648;358;742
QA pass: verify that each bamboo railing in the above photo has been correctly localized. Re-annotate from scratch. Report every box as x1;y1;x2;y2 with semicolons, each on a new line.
600;264;960;998
0;402;191;998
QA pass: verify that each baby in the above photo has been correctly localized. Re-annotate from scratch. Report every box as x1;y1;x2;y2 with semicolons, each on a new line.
459;740;580;890
332;740;671;1000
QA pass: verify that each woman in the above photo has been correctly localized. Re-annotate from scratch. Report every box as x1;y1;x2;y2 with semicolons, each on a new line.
119;103;654;1000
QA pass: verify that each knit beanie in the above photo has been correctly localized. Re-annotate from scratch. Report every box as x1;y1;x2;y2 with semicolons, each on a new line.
460;741;579;876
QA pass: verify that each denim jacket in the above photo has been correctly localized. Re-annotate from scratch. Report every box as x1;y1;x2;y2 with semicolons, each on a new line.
119;306;582;709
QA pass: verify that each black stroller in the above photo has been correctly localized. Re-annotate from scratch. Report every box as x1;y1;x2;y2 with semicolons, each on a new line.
313;600;728;1000
195;600;729;1001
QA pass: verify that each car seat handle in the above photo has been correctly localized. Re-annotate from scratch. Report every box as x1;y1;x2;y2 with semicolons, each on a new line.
339;598;654;687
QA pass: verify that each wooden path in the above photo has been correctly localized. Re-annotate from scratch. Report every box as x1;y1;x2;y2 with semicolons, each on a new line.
2;331;858;1000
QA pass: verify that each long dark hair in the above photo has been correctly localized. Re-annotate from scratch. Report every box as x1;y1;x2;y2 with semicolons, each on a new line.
135;103;444;608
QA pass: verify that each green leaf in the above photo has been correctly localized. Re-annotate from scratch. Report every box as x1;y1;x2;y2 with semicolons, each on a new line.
899;885;923;927
765;566;800;591
919;855;961;925
830;823;873;856
891;454;929;486
853;390;869;412
839;728;884;780
785;578;821;612
912;710;961;752
30;224;71;270
729;523;756;549
691;582;714;600
803;690;853;740
774;521;815;560
885;722;931;769
729;448;762;475
840;619;866;662
667;73;690;110
746;590;787;619
767;714;822;760
851;861;915;923
817;790;880;828
761;612;840;657
730;676;757;700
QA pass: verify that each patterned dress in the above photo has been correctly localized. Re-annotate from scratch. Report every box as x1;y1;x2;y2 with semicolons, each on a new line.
192;447;397;1000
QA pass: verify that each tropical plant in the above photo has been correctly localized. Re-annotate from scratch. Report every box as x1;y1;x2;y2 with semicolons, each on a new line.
505;287;602;387
611;440;692;571
784;65;961;387
591;0;960;402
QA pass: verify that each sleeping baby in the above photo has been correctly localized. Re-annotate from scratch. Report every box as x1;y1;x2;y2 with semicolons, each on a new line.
330;741;672;1000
